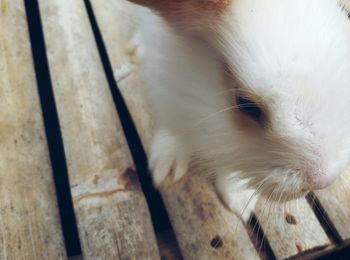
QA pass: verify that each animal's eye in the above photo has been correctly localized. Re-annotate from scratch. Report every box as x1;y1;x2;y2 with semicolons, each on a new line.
236;95;263;123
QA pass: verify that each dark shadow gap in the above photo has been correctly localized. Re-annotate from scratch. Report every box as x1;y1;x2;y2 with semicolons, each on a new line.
247;214;276;260
315;244;350;260
24;0;82;256
306;192;342;246
83;0;171;233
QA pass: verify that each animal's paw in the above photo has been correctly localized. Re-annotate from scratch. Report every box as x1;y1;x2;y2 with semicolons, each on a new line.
149;129;189;187
216;176;257;222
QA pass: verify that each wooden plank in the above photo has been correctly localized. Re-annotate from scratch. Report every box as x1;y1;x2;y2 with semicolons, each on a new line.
90;0;260;259
0;1;66;259
160;174;260;259
255;197;332;259
38;0;160;259
314;169;350;242
89;0;155;151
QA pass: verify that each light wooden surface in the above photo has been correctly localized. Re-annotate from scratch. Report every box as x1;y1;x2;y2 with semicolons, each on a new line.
255;198;331;259
0;1;66;259
315;169;350;242
90;0;156;151
160;174;260;260
1;0;350;259
91;0;259;259
38;0;160;259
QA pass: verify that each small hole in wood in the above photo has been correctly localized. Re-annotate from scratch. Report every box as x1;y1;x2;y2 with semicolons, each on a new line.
285;214;297;225
210;236;223;249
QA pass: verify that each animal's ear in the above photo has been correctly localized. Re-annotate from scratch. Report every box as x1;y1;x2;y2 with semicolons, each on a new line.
129;0;231;27
129;0;230;11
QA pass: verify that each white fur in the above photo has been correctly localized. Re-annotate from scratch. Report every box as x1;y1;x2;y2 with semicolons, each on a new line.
149;128;190;185
135;0;350;215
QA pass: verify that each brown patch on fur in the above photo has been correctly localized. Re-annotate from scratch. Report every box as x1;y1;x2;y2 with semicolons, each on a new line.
129;0;231;12
203;0;231;11
222;61;271;134
130;0;231;29
129;0;232;35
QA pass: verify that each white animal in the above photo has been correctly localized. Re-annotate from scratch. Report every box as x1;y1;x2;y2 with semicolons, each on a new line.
131;0;350;217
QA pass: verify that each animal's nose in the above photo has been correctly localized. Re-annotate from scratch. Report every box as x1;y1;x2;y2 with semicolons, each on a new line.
306;171;335;190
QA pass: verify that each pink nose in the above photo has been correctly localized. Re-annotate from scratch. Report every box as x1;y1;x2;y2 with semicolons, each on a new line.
306;172;335;190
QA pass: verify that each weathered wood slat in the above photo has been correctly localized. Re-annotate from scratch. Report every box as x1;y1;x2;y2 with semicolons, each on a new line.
314;169;350;242
159;174;260;259
89;0;155;152
255;197;332;259
38;0;160;259
0;1;66;259
90;0;260;259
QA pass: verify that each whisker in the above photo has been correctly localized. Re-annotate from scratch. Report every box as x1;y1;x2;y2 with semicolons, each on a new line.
194;105;240;126
254;187;276;236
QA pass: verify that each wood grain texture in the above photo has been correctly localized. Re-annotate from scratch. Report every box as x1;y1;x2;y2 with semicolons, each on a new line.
159;173;260;260
315;169;350;242
38;0;160;259
255;197;331;259
89;0;156;152
0;1;66;259
90;0;259;259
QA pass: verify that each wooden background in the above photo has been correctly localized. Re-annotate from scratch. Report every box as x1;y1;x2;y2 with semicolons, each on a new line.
0;0;350;259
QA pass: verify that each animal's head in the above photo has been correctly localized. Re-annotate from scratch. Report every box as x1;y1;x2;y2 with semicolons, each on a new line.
133;0;350;200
